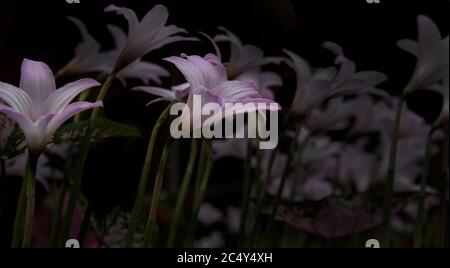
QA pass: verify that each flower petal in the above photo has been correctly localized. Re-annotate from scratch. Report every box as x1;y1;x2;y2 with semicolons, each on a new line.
47;101;103;135
397;39;418;56
133;86;176;100
45;78;100;114
19;59;56;108
105;5;139;34
0;104;52;152
0;82;34;116
117;60;169;85
107;24;127;51
165;54;227;89
210;80;259;101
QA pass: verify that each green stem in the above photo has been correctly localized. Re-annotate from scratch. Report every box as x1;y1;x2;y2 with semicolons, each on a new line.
238;140;252;246
90;73;115;123
437;121;449;247
78;206;92;246
143;141;172;247
413;130;433;248
126;104;172;247
57;144;88;247
263;123;302;246
57;73;115;247
248;145;278;247
11;171;27;247
184;141;213;247
381;94;406;247
22;152;40;248
49;181;67;247
166;139;199;248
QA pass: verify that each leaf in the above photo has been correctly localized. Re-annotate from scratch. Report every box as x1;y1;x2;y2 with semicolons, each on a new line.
262;191;436;239
52;117;141;145
0;114;26;159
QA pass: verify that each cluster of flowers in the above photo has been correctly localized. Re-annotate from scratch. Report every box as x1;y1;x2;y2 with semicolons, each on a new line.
0;4;448;248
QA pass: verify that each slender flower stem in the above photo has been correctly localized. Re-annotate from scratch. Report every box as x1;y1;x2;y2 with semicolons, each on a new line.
57;144;88;247
414;130;434;248
166;139;199;248
11;172;27;247
78;206;92;246
437;121;449;247
263;123;303;246
126;104;172;247
143;141;172;247
238;140;252;246
22;152;39;248
248;144;278;247
381;93;406;247
90;73;115;123
184;141;213;247
57;73;115;247
49;181;67;247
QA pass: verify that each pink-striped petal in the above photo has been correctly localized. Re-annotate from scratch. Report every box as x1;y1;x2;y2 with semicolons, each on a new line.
47;101;103;135
165;54;227;89
45;78;100;114
19;59;56;109
0;82;34;117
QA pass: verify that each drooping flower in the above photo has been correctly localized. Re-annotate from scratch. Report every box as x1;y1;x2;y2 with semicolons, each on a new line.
0;59;102;153
135;53;280;130
58;17;169;86
285;44;388;118
397;15;448;92
104;4;198;71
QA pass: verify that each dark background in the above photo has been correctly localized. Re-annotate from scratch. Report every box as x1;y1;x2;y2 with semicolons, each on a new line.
0;0;448;247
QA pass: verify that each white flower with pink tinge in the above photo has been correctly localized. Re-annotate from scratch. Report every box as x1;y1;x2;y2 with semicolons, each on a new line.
0;59;102;153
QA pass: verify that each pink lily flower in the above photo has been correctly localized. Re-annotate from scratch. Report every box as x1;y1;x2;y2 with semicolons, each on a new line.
397;15;448;92
104;4;199;71
285;45;388;117
397;15;448;126
135;53;280;130
58;17;170;86
0;59;102;153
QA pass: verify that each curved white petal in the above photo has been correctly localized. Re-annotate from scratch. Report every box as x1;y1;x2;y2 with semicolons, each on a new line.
45;78;100;114
19;59;56;109
0;82;35;116
47;101;103;136
165;54;227;89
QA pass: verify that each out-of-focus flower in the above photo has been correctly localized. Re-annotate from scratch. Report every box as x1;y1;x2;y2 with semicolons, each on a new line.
6;143;70;191
195;231;225;248
213;27;282;99
285;45;387;118
235;68;282;100
214;27;281;78
105;4;198;71
0;59;102;153
211;123;248;160
103;215;143;248
225;206;240;234
198;203;224;226
135;53;280;130
59;17;170;86
371;99;429;139
397;15;448;92
305;98;353;134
